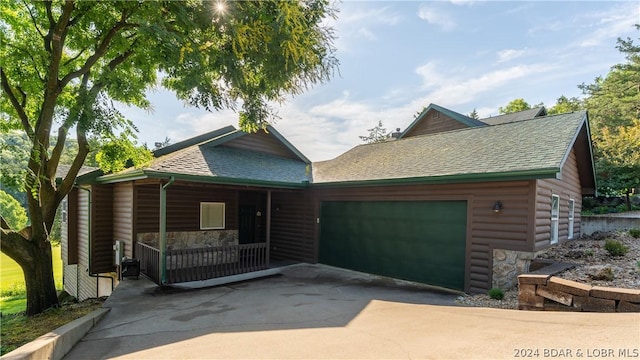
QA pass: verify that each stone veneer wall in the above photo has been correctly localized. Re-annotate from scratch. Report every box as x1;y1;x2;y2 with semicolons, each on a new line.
492;249;537;290
137;230;239;250
518;274;640;312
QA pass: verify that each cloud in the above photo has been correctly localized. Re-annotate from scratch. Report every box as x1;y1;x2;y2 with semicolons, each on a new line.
449;0;479;5
333;3;402;52
577;3;638;47
496;49;526;63
417;5;457;32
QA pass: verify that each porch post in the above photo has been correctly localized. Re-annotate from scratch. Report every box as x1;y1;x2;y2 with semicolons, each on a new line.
266;190;271;265
159;177;175;284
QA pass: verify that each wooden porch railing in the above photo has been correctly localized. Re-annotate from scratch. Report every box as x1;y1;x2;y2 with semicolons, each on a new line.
135;242;268;285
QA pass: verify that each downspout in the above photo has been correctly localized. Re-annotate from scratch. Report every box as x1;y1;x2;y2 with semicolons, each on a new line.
160;177;176;285
76;185;114;297
265;190;271;266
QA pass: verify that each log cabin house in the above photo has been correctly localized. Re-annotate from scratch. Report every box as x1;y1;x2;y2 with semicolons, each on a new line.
60;104;596;299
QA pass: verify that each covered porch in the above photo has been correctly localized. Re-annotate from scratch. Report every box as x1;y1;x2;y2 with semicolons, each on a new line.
124;180;315;286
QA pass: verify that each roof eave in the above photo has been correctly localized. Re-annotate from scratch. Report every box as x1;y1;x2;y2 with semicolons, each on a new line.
311;168;561;188
93;169;308;189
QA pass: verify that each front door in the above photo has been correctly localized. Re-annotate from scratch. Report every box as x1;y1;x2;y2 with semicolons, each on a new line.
239;205;256;244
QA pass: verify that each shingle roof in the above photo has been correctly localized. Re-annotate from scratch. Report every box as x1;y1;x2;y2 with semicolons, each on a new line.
481;107;546;126
142;143;310;184
312;111;586;184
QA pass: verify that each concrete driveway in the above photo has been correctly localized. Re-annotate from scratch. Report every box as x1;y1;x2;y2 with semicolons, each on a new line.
65;264;640;359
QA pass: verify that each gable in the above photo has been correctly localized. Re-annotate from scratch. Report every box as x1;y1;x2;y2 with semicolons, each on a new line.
221;129;303;161
402;109;470;138
400;103;486;139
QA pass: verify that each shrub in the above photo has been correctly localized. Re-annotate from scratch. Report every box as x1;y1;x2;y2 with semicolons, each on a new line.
629;229;640;239
604;239;629;257
488;288;504;300
589;266;615;281
584;249;594;257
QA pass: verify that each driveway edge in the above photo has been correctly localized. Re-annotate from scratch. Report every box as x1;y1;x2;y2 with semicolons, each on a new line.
1;307;110;360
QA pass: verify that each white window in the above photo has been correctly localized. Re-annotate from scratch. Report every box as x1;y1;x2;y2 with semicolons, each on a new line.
550;195;560;244
200;202;225;229
568;199;575;240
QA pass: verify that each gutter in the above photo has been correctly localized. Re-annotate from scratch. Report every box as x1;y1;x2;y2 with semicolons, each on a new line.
160;176;176;285
93;170;308;189
310;168;561;189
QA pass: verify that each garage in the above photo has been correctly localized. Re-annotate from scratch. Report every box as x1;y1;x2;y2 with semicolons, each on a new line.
319;201;467;291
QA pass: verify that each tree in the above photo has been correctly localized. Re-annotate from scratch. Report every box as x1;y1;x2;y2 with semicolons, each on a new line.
547;96;583;115
468;108;479;119
498;98;531;114
360;120;389;144
1;0;337;315
579;25;640;208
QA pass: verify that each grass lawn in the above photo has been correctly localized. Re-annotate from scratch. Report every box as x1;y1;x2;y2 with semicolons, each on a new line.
0;245;63;315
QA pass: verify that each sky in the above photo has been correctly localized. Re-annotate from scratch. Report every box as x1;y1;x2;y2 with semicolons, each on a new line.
121;1;639;162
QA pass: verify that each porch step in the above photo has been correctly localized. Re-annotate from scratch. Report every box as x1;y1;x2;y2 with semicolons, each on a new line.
529;261;576;276
169;266;287;290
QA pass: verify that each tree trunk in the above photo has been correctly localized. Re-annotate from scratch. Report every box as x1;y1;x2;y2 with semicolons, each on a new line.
12;238;59;316
625;191;632;212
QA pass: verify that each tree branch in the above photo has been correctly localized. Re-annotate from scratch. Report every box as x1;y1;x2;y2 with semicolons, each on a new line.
43;1;55;53
56;125;90;201
22;0;45;38
0;68;34;137
59;19;133;88
48;72;91;179
5;43;46;82
62;48;87;68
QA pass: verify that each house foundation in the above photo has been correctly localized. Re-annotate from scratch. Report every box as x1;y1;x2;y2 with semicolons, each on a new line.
492;249;536;290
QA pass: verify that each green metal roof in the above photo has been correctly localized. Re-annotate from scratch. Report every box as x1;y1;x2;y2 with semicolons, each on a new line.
399;103;487;139
313;111;588;185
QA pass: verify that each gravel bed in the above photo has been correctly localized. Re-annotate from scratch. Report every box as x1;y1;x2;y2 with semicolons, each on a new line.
457;230;640;309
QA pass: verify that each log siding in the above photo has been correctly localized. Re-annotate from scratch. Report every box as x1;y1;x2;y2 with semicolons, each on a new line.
534;149;583;250
113;183;134;259
403;111;469;137
221;130;300;160
270;191;315;262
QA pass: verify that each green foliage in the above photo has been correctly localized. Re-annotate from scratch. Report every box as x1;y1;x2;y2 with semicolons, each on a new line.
96;135;153;173
468;108;479;119
359;120;389;144
498;98;531;114
604;239;629;257
580;25;640;199
547;96;583;115
488;288;505;300
629;229;640;239
584;249;594;257
0;190;28;230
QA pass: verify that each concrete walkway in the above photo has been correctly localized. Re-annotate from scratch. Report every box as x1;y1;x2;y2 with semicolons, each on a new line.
65;264;640;359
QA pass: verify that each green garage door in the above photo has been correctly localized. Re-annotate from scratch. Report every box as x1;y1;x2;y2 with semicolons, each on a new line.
319;201;467;290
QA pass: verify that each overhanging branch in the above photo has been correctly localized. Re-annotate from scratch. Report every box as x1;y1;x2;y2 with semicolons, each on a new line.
0;68;34;137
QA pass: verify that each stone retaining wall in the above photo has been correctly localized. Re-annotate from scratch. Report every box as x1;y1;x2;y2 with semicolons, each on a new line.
518;274;640;312
492;249;536;290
